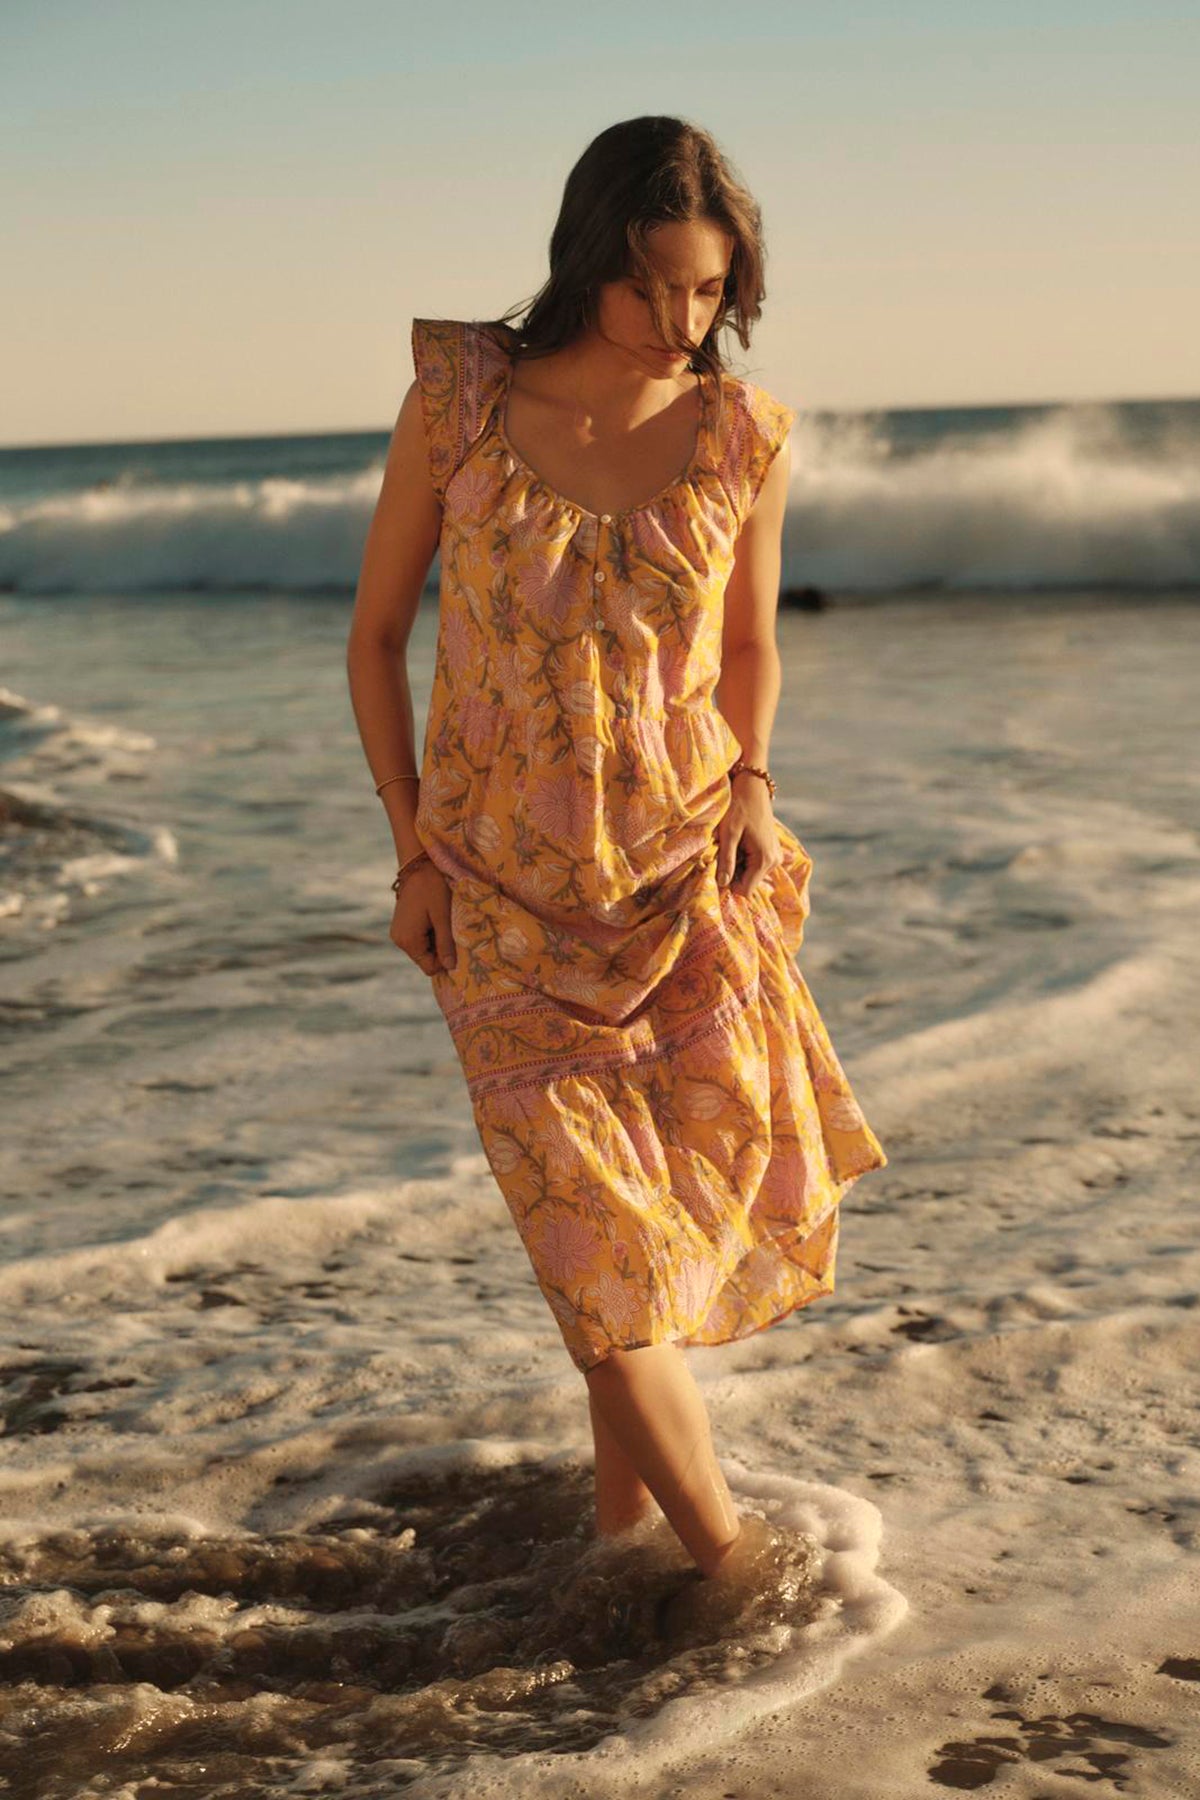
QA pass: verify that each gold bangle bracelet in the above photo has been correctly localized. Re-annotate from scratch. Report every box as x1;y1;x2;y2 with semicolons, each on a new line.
375;773;421;796
391;848;432;894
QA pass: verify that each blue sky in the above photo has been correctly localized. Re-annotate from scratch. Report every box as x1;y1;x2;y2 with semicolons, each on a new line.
3;0;1196;444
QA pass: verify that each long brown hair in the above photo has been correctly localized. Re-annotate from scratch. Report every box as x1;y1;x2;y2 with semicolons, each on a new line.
481;116;771;424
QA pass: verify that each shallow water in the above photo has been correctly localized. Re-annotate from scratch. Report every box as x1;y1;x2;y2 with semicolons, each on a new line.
0;1450;897;1796
2;589;1198;1795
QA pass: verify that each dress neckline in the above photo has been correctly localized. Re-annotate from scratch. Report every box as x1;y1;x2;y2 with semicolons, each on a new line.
495;347;712;523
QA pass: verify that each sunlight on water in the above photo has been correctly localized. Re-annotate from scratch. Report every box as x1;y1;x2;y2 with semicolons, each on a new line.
0;1457;833;1793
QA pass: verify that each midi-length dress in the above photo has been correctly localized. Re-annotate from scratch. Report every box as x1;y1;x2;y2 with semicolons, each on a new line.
410;316;887;1375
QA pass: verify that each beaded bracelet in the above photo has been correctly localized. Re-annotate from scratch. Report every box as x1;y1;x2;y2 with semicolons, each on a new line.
728;757;777;799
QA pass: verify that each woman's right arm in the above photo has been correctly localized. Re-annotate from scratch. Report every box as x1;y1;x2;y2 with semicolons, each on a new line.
346;377;441;866
347;379;456;974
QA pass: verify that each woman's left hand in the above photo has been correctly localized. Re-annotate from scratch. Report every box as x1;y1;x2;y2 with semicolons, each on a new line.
715;773;782;898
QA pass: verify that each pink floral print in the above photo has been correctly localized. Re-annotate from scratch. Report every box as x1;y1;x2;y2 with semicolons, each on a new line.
410;316;887;1374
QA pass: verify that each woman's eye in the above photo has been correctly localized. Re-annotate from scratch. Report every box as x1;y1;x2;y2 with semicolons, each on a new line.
630;283;721;302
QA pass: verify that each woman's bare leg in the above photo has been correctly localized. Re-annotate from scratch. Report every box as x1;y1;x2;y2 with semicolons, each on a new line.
589;1387;657;1536
583;1340;742;1577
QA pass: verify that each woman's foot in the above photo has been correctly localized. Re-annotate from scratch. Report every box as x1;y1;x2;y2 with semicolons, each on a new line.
707;1523;743;1575
655;1514;776;1647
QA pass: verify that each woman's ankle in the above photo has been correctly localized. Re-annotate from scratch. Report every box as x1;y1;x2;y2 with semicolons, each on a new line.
705;1520;743;1577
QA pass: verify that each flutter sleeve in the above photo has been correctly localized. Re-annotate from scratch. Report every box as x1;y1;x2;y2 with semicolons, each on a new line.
410;317;465;502
719;381;796;526
411;317;512;504
741;386;796;519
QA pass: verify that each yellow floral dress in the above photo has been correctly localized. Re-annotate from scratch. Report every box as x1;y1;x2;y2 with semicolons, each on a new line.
410;316;887;1375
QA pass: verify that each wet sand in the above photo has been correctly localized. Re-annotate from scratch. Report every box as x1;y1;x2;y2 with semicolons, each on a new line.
1;590;1197;1794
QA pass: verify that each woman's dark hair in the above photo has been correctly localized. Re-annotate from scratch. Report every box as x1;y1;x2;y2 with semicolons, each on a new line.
482;116;770;418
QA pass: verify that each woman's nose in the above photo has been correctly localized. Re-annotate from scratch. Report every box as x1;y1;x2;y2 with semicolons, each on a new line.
670;303;701;346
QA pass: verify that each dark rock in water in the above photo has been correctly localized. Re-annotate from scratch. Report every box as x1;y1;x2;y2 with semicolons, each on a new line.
780;584;830;611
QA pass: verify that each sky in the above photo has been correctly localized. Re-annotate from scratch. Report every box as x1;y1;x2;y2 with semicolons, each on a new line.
2;0;1197;446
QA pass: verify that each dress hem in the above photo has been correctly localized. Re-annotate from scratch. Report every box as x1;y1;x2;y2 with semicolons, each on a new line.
565;1154;883;1376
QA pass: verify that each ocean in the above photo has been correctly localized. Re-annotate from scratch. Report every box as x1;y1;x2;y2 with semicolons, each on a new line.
3;395;1199;599
1;396;1197;1796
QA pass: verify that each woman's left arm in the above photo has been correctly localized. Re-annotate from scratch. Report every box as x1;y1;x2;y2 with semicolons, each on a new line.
713;435;791;896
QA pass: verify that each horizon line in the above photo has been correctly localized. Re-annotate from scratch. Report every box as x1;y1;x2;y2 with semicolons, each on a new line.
3;388;1198;454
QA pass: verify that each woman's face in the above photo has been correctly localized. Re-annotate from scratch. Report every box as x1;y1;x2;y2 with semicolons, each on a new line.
593;215;733;375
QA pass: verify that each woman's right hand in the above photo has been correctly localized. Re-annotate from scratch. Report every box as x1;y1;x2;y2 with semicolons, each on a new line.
390;863;457;977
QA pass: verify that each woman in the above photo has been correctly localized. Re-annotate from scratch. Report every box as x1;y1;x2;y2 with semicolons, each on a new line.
347;115;887;1585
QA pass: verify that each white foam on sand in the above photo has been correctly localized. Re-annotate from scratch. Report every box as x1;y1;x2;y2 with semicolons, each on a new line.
1;594;1198;1794
396;1452;909;1800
